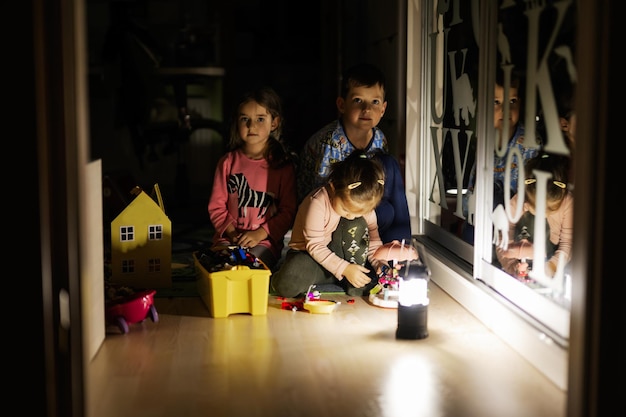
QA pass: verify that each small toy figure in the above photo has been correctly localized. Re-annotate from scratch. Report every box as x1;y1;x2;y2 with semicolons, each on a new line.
279;285;340;314
368;240;419;308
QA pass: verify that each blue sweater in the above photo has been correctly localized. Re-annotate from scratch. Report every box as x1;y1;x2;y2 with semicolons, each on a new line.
372;152;412;243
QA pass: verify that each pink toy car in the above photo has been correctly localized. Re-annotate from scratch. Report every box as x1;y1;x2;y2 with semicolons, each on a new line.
105;289;159;334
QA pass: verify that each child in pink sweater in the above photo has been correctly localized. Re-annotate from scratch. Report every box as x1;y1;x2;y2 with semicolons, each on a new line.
272;151;387;297
495;152;573;279
208;87;297;270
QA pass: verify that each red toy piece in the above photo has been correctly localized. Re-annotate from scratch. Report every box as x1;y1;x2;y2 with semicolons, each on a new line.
281;300;304;311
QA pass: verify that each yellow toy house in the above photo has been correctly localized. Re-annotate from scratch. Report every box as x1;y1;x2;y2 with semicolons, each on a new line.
110;185;172;289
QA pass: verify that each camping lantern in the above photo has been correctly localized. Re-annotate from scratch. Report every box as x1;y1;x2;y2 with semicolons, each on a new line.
396;260;430;340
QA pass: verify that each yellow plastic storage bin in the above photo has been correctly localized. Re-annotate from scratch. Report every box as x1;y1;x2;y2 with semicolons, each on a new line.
193;251;271;318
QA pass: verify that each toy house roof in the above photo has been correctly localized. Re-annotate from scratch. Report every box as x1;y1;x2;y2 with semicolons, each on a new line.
111;185;170;225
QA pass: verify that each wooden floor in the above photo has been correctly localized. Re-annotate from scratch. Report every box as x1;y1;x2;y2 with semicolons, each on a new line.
86;283;565;417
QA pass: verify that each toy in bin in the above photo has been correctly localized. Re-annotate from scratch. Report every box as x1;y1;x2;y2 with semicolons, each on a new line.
105;284;158;334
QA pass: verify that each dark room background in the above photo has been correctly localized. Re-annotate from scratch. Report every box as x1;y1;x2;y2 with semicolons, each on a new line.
87;0;405;219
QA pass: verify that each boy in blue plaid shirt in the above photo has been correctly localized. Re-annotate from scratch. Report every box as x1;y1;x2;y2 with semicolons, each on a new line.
297;63;411;243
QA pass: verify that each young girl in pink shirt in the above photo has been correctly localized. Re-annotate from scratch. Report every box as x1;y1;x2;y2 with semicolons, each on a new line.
208;87;297;270
272;151;387;297
495;152;573;279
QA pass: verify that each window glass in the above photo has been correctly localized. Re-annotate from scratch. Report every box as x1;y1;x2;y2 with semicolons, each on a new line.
478;0;576;342
413;0;576;343
418;0;479;261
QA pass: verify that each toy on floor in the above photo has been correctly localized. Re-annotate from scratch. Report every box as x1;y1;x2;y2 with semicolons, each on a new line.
302;284;340;314
279;285;341;314
369;240;419;308
105;286;158;334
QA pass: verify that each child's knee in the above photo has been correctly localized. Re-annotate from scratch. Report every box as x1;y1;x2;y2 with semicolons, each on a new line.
271;266;296;297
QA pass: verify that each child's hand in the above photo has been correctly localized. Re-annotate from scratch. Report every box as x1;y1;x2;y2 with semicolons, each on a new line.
237;228;268;249
343;264;372;288
224;227;241;244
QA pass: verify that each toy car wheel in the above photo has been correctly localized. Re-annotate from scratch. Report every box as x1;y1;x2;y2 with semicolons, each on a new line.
149;304;159;323
115;316;129;334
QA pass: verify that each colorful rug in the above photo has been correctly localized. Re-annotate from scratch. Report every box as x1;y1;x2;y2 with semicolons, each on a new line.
155;252;201;298
155;221;214;298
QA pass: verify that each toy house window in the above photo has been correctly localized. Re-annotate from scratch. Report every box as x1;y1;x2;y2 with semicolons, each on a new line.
148;225;163;240
120;226;135;242
121;259;135;273
148;258;161;272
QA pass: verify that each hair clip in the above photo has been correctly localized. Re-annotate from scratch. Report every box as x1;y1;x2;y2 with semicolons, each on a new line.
348;182;362;189
524;178;567;189
378;179;385;185
359;154;368;159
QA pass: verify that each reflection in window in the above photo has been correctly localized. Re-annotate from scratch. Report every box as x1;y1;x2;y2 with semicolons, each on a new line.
424;0;479;263
414;0;576;340
489;0;576;306
494;152;574;307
